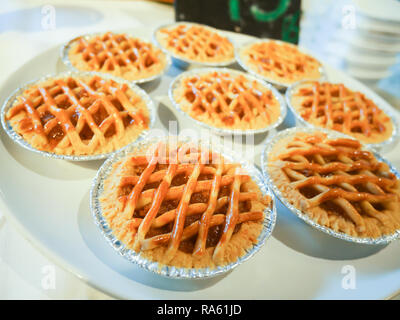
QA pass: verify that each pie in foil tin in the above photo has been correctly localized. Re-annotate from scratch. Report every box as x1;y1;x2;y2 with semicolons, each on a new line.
168;67;287;135
1;71;156;161
90;135;276;278
262;127;400;245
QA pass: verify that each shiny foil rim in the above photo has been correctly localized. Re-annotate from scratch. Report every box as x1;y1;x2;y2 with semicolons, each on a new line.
261;126;400;245
0;71;156;161
168;67;287;135
60;32;172;84
90;135;277;279
235;38;326;90
152;22;237;68
285;79;400;153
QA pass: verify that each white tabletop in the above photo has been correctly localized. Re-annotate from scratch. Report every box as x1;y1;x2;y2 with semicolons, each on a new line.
1;0;399;300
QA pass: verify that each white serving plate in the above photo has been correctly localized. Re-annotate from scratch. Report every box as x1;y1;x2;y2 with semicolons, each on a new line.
1;26;400;300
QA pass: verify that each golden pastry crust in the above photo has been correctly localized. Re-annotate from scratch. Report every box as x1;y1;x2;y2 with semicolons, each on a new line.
6;75;150;156
173;70;281;131
239;40;322;85
156;24;234;63
100;141;269;268
68;32;168;81
267;131;400;238
290;82;394;144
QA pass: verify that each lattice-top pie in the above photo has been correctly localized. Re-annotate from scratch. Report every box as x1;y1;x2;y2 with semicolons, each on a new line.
67;32;168;81
6;74;150;156
239;40;322;85
155;23;234;64
290;81;394;144
267;131;400;238
172;70;281;130
100;141;270;268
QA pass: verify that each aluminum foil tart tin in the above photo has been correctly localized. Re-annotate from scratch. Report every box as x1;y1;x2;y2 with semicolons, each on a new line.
153;22;237;70
90;135;277;279
168;67;287;136
235;38;326;91
285;79;400;153
261;126;400;245
60;32;172;84
1;71;156;161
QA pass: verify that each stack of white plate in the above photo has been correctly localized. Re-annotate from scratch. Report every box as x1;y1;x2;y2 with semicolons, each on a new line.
300;0;400;86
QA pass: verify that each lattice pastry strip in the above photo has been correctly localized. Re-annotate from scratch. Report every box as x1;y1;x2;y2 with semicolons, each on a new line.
6;75;149;155
157;24;234;63
174;71;281;130
101;142;268;267
268;132;400;238
291;82;393;144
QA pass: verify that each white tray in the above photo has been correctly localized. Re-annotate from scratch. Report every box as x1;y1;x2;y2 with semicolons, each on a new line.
1;27;400;300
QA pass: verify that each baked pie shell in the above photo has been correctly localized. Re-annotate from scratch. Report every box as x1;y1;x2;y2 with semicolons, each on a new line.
288;81;395;145
155;23;235;65
97;141;270;270
170;68;285;133
2;73;153;158
237;40;323;87
64;33;169;82
264;129;400;242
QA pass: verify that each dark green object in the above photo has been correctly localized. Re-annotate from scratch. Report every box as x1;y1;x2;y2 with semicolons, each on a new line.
250;0;290;22
229;0;241;22
282;10;300;43
175;0;301;44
